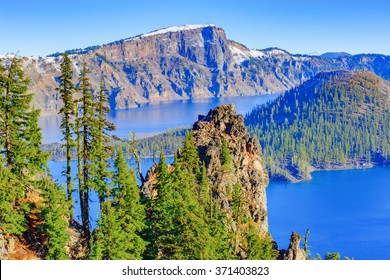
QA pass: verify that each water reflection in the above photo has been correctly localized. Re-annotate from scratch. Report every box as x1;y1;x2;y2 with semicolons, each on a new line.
39;95;279;143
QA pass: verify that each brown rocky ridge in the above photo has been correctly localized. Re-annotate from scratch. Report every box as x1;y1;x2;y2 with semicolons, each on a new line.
1;24;389;116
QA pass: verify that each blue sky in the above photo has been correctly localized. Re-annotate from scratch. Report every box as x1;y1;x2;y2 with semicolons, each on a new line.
1;0;389;56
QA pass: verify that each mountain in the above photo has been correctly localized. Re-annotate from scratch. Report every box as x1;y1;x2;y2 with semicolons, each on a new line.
1;24;390;116
320;52;352;58
245;70;390;182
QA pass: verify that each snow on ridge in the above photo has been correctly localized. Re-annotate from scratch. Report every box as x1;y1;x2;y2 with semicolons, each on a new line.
229;45;249;64
263;48;289;56
229;46;267;64
141;24;217;38
249;50;266;58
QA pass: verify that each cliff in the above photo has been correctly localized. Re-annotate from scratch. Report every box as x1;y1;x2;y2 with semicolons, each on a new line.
192;104;269;234
2;24;389;116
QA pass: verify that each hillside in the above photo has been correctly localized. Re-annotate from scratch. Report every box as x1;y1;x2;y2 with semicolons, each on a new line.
1;24;390;116
245;70;390;182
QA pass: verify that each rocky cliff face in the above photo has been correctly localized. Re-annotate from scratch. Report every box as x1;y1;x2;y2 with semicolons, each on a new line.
141;104;270;249
3;24;389;116
192;104;269;234
141;104;308;258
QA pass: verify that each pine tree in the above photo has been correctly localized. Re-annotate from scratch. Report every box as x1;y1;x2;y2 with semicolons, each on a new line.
221;139;232;168
91;75;115;212
178;131;199;173
150;151;214;259
245;224;278;260
0;56;48;235
0;163;25;235
111;149;147;259
40;178;70;260
0;56;43;172
57;54;75;204
93;149;147;259
0;56;70;260
75;102;84;227
78;63;94;253
198;162;212;217
208;205;236;259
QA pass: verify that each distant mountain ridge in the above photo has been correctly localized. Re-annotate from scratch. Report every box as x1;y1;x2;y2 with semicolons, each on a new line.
320;52;352;58
1;24;390;116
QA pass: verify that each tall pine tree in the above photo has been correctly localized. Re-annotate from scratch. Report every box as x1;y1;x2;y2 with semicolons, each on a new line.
57;54;75;204
150;149;214;259
93;149;147;259
78;63;94;254
91;75;115;212
0;56;48;235
40;178;70;260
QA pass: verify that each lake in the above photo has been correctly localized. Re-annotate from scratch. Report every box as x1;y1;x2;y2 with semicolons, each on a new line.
43;95;390;260
39;95;278;143
267;167;390;260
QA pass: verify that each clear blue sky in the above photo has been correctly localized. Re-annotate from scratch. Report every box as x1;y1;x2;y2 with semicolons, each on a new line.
1;0;389;56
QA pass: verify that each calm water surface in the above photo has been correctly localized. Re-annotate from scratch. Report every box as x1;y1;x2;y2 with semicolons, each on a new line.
39;95;278;143
267;167;390;260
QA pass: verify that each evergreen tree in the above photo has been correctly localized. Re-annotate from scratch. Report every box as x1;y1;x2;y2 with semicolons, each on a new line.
75;102;84;228
93;149;147;259
150;151;214;259
208;205;236;259
0;56;45;173
178;131;199;173
0;164;25;235
221;139;233;168
112;149;147;259
78;63;94;253
91;75;115;212
198;162;212;216
245;224;278;260
57;54;75;203
0;56;48;235
40;178;70;260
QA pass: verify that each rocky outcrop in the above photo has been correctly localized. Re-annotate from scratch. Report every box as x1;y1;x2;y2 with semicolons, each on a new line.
193;104;269;234
0;229;9;260
2;24;389;116
140;104;310;258
281;232;308;260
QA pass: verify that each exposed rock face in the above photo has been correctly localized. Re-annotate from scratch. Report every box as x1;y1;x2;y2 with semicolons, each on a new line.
140;105;270;231
0;229;9;260
193;104;269;234
281;232;308;260
2;24;389;116
140;104;271;258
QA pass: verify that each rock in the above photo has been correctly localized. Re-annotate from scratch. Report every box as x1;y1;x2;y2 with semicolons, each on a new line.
282;232;308;260
192;104;269;234
0;230;9;260
7;237;15;254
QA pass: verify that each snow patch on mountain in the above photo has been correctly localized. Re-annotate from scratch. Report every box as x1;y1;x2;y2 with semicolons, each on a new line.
229;45;249;64
141;24;216;38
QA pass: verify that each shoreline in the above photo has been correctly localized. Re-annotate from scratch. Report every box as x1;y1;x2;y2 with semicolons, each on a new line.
272;161;389;183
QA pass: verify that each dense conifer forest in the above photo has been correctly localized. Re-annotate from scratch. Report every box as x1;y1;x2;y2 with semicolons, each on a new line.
245;71;390;181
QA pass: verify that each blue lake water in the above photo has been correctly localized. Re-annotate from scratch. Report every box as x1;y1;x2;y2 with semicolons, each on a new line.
42;95;390;260
39;95;278;143
267;167;390;260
